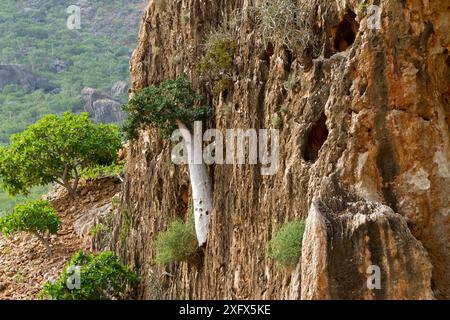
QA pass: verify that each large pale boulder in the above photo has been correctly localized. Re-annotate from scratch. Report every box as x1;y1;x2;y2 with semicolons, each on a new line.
301;199;434;300
81;87;126;123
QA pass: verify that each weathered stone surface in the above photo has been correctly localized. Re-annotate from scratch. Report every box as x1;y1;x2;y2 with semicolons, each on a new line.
107;0;449;300
301;199;434;300
111;81;129;97
74;203;112;239
81;87;126;123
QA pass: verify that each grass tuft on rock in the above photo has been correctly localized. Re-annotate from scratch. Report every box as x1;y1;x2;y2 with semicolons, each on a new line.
154;217;198;265
268;220;306;269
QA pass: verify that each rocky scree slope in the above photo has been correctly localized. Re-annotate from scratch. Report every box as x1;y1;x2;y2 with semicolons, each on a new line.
0;178;121;299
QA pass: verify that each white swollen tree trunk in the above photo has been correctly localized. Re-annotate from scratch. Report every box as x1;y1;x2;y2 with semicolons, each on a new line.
176;120;213;246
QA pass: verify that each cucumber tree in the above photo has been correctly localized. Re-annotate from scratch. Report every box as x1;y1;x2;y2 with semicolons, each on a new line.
122;74;214;246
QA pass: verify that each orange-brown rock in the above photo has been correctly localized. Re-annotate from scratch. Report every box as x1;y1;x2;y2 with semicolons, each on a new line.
108;0;449;300
301;199;434;299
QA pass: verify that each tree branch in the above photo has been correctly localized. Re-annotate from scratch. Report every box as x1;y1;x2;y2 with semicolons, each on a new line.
72;166;79;195
34;232;52;257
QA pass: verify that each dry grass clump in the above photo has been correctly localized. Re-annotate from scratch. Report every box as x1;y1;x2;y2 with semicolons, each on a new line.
255;0;318;52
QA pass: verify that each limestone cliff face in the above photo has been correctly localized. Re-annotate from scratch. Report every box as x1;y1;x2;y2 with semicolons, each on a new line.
108;0;449;299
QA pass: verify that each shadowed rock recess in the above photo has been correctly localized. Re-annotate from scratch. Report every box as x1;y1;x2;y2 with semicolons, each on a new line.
101;0;449;300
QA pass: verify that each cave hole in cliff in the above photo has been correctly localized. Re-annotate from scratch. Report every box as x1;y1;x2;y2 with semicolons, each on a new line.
303;112;329;163
333;11;358;52
260;42;275;64
284;50;294;72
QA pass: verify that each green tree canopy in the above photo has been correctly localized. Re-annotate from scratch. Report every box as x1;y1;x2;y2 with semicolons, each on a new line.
0;112;122;198
122;74;214;140
0;200;60;256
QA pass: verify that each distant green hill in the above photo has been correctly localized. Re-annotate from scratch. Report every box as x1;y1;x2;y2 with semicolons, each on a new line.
0;0;146;213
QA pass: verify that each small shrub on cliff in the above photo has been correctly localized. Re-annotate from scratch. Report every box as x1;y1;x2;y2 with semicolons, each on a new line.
120;208;131;243
255;0;318;52
280;106;289;114
0;200;60;256
268;220;306;269
152;46;161;57
272;113;283;129
180;12;190;24
198;27;238;94
154;217;198;265
360;1;369;14
39;251;139;300
283;74;299;92
0;112;122;198
89;223;109;237
80;163;124;180
198;31;238;75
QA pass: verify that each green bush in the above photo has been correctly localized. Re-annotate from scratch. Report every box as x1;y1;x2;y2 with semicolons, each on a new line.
80;163;124;180
89;223;109;237
360;1;369;14
180;13;190;24
268;220;306;269
213;77;233;94
272;113;283;129
198;29;237;95
279;106;289;114
120;209;131;243
0;112;122;198
39;251;139;300
154;217;198;265
0;200;60;256
198;33;237;75
122;74;214;140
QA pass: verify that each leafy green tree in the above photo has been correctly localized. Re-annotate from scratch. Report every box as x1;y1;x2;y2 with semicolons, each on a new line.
39;251;140;300
122;74;213;140
122;75;214;246
0;112;122;198
0;200;60;256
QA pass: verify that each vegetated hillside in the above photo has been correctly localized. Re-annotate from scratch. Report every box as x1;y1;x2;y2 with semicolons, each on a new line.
0;0;146;213
104;0;449;300
0;177;122;299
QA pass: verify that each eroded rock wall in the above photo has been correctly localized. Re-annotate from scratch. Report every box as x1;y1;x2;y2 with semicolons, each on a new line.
301;198;434;300
109;0;449;299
